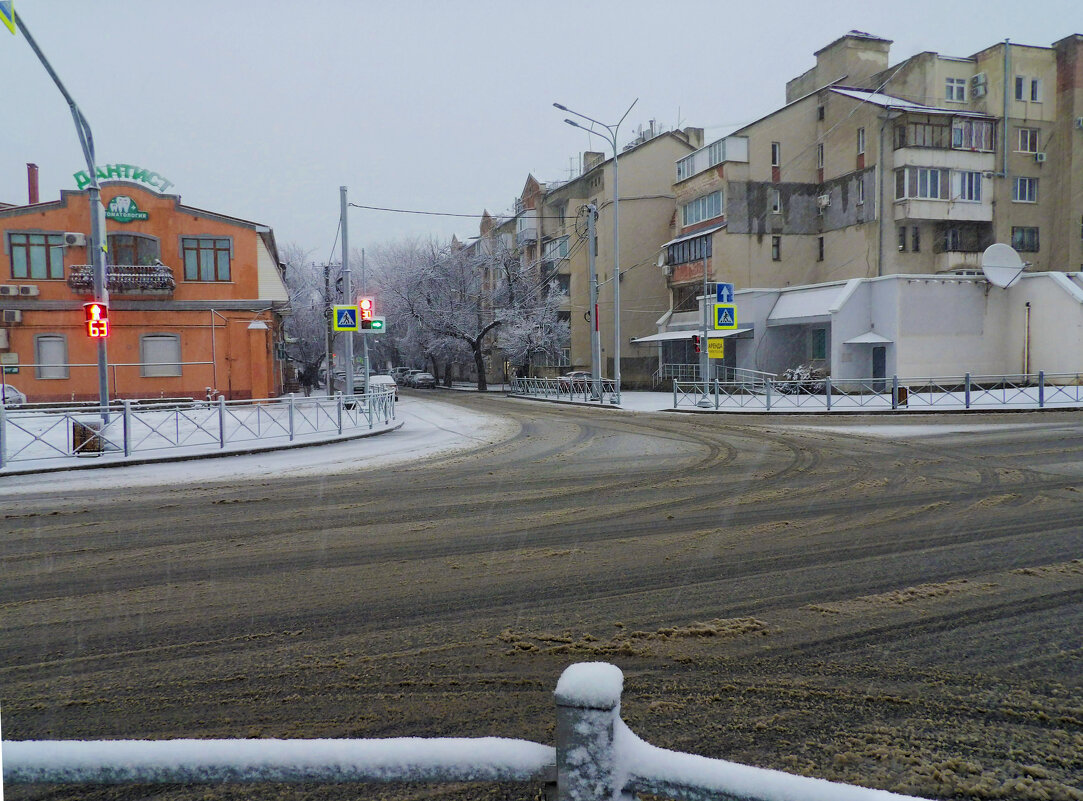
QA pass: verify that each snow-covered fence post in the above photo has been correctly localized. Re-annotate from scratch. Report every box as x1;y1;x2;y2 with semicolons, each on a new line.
891;375;899;411
965;373;971;409
1038;370;1045;408
825;376;832;410
288;393;295;441
336;392;343;435
765;379;773;411
218;396;227;448
554;662;628;801
123;400;132;457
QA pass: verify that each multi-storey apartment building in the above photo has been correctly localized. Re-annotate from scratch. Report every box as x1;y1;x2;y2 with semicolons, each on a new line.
647;31;1083;381
0;166;290;402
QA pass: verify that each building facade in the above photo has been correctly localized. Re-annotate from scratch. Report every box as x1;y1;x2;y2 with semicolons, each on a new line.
0;173;290;402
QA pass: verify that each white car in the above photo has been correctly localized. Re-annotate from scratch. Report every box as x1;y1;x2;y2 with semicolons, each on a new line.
367;374;398;399
0;383;27;406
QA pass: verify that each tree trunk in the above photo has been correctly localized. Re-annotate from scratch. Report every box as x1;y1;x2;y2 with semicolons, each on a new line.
474;344;487;391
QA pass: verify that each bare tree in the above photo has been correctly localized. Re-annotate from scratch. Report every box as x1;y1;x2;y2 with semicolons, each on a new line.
280;243;342;395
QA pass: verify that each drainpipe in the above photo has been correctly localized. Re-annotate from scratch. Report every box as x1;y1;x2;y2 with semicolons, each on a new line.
1023;301;1031;376
1002;40;1011;177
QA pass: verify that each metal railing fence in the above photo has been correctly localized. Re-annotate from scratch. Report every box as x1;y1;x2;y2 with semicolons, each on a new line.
4;661;929;801
0;390;396;470
673;371;1083;412
510;376;619;405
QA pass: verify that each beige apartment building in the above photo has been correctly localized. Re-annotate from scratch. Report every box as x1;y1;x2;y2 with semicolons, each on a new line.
472;124;703;386
648;30;1083;379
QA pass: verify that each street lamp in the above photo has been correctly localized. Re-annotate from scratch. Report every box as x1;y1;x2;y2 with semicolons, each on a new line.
554;99;637;404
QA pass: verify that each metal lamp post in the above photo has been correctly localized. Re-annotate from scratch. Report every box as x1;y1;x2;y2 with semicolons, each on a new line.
554;99;637;404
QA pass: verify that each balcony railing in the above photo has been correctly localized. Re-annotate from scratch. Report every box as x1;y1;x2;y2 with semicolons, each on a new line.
68;263;176;295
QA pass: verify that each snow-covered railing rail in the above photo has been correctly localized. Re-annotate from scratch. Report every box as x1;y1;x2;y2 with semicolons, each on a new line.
5;662;931;801
511;376;619;405
0;390;396;470
672;371;1083;412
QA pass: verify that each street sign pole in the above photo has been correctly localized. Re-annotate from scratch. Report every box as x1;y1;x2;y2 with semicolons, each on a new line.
14;9;110;418
698;258;711;407
340;186;354;398
586;204;601;399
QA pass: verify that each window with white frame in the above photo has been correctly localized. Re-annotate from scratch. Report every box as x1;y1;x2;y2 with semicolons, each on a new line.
771;236;781;261
770;189;783;214
946;77;967;102
1013;177;1038;203
140;334;182;377
34;334;68;379
681;191;723;226
1017;128;1039;152
543;236;569;261
770;142;780;167
816;143;824;169
676;154;696;182
952;118;995;151
857;179;865;205
895;167;949;200
1031;78;1042;102
857;127;865;155
952;171;982;202
707;140;725;167
1015;76;1025;100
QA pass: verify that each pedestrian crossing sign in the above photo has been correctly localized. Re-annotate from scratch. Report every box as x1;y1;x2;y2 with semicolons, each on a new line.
713;303;737;330
0;2;15;35
332;305;359;331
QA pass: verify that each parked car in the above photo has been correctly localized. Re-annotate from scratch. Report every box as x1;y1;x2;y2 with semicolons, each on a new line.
411;372;437;389
390;367;412;383
402;369;425;387
367;374;398;399
558;371;594;392
0;383;27;407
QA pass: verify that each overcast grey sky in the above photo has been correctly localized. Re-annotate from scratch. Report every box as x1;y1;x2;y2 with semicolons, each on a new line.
2;0;1078;261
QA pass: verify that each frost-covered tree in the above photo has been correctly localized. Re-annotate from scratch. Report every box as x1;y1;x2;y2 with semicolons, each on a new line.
280;243;342;395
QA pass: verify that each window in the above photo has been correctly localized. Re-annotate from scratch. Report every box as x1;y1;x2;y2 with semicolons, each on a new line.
816;105;825;121
666;235;712;267
811;329;827;360
944;227;962;251
898;227;907;252
1031;78;1042;102
1017;128;1039;153
1013;177;1038;203
857;179;865;205
673;284;700;313
912;227;921;253
952;119;995;151
1011;226;1039;252
676;154;696;182
952;171;982;202
107;234;160;265
817;236;824;262
1015;76;1025;101
35;334;68;379
8;233;65;280
181;237;232;281
707;140;725;167
894;120;952;149
681;191;723;226
946;77;966;102
543;236;569;261
816;143;824;169
895;167;949;200
556;274;571;295
770;142;780;167
770;189;783;214
140;334;182;377
857;127;866;155
771;236;781;261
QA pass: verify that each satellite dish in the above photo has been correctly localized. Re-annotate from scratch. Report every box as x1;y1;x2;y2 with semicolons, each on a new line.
981;243;1025;289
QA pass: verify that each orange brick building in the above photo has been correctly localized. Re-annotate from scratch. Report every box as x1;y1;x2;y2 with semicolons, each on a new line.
0;172;290;402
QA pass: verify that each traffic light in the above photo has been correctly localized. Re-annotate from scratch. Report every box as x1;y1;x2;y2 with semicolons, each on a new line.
692;334;701;353
357;296;375;322
84;302;110;338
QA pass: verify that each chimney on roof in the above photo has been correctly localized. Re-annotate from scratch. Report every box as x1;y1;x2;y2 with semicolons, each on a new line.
27;163;39;205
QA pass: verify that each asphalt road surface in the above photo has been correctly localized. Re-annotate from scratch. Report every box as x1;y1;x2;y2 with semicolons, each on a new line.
3;395;1082;801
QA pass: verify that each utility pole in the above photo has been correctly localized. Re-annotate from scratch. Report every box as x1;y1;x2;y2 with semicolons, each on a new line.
698;260;712;407
586;204;601;399
361;248;369;394
323;263;332;393
340;186;354;397
15;11;109;417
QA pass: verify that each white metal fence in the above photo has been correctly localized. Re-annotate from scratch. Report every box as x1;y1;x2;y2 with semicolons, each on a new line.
4;661;929;801
511;376;620;405
0;390;396;470
673;371;1083;412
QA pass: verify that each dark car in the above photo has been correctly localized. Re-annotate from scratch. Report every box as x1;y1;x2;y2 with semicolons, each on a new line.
411;372;437;389
558;371;594;392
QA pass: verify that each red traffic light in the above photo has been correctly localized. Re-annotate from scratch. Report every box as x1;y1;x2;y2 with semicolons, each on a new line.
84;302;110;338
357;296;375;321
692;334;701;353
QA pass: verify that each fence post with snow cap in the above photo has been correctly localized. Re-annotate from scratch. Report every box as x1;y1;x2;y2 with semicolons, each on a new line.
554;662;628;801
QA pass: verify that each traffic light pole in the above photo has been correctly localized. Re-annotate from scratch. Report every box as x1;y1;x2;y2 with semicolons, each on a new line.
698;257;711;407
340;186;355;398
586;205;601;399
361;248;369;395
16;10;110;417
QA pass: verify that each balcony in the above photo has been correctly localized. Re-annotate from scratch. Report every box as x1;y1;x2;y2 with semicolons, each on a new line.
68;263;176;296
516;227;538;246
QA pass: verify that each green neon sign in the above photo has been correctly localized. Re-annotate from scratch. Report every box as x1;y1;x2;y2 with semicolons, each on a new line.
74;163;174;193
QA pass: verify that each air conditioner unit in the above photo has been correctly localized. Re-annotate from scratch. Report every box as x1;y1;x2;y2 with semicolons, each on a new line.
1035;152;1047;163
18;285;39;297
1;310;22;324
63;232;87;247
816;194;831;209
0;285;18;296
982;171;996;179
970;73;987;98
972;84;987;99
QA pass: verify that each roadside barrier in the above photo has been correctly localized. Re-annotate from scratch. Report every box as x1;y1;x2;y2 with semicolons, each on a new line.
510;376;619;405
4;661;929;801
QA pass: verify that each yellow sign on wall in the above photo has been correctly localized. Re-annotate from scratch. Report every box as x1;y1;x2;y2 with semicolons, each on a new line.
707;338;725;359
